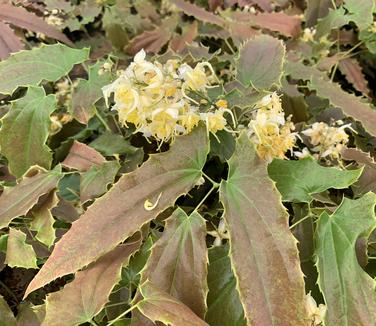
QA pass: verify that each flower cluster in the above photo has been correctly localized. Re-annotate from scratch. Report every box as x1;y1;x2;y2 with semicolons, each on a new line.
300;121;350;159
305;292;326;326
247;92;296;162
103;50;230;142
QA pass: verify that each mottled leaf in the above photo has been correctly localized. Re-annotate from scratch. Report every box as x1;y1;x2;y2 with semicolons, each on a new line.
236;35;285;90
137;281;208;326
71;61;112;124
80;160;120;203
0;87;56;177
0;44;89;95
268;157;362;202
5;228;37;269
30;191;58;248
0;4;72;45
315;193;376;325
0;166;62;229
0;21;23;60
0;294;16;326
137;208;207;319
62;141;106;172
43;240;141;326
206;244;246;326
219;133;309;325
25;125;209;297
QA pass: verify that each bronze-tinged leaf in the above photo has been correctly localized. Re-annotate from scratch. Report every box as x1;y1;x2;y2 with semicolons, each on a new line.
43;240;141;326
170;21;198;53
24;125;209;298
0;21;23;60
305;0;334;27
16;302;45;326
219;133;309;325
338;58;370;97
315;193;376;325
127;17;178;55
0;166;62;229
62;141;106;172
171;0;226;26
137;281;209;326
136;208;208;319
0;294;16;326
0;3;72;45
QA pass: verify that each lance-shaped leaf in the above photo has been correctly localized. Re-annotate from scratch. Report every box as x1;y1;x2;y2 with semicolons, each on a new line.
43;240;141;325
236;35;285;90
137;281;208;326
315;193;376;325
138;208;208;319
30;191;59;248
24;125;209;297
0;44;89;95
0;166;62;229
268;157;362;203
338;58;370;97
5;228;37;269
0;294;16;326
71;61;112;124
206;244;246;326
219;133;309;325
0;87;56;177
0;21;23;60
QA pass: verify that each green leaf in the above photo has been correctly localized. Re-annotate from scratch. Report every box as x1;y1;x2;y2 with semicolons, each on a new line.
315;193;376;324
80;160;120;203
268;157;362;203
219;133;309;325
71;61;112;124
43;240;141;325
30;191;58;248
25;125;209;297
236;35;285;90
316;7;350;37
344;0;374;30
0;87;57;177
137;208;208;318
0;166;62;229
89;132;138;156
206;244;246;326
0;295;16;326
137;281;208;326
5;228;37;269
209;130;235;162
0;44;89;95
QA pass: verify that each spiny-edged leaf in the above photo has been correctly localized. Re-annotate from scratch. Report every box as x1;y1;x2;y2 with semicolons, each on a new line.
5;228;37;269
138;208;208;318
206;244;246;326
71;61;112;124
0;21;23;60
171;0;225;26
80;160;120;203
219;133;309;325
315;193;376;325
0;4;72;45
89;132;138;156
0;166;62;229
24;125;209;297
43;240;141;326
170;21;198;53
137;281;208;326
305;0;334;27
0;294;16;326
236;35;285;90
344;0;374;30
285;60;376;136
0;86;57;177
0;44;89;95
268;157;362;203
62;141;106;172
30;191;58;248
316;7;350;38
338;58;370;97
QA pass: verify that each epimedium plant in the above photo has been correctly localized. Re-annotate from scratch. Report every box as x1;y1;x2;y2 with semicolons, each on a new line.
0;0;376;326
